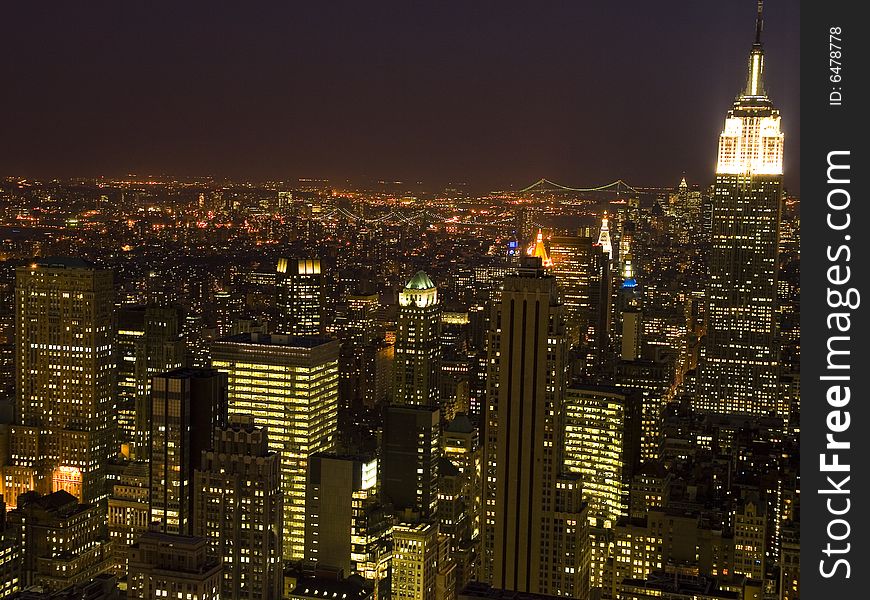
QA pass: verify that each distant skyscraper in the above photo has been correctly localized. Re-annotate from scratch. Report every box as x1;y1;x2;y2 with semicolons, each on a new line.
382;405;440;520
394;272;441;407
548;235;610;355
211;332;339;560
481;257;590;599
149;368;227;536
194;417;283;600
276;258;324;335
14;258;115;503
698;4;784;420
117;304;185;459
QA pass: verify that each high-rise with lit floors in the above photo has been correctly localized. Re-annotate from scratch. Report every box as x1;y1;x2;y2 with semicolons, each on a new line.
304;453;391;599
13;258;115;503
480;256;590;599
211;332;339;560
394;271;441;407
698;3;785;420
116;304;185;459
194;417;283;600
149;368;228;535
276;258;324;336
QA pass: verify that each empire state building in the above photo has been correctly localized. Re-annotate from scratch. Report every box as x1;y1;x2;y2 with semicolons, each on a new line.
697;1;786;420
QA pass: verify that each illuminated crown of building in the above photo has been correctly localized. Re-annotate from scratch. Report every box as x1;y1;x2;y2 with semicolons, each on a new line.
527;229;553;268
715;0;783;176
597;214;613;259
399;270;438;307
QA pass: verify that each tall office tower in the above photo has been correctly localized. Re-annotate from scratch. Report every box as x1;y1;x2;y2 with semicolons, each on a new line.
548;236;610;364
304;453;392;598
563;386;641;528
346;292;381;345
149;368;228;535
107;461;150;576
211;332;339;560
613;360;673;464
393;522;456;600
194;418;283;600
481;256;591;599
116;304;185;458
276;258;324;336
127;532;222;600
394;272;441;407
14;258;115;503
8;490;113;592
698;3;784;419
341;292;388;410
382;405;440;520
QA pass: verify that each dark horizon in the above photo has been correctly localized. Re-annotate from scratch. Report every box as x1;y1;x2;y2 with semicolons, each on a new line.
1;1;800;193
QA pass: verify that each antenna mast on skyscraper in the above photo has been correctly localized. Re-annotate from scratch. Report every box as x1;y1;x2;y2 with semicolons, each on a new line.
755;0;764;44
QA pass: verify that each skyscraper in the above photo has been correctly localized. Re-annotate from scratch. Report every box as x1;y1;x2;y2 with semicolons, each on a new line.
276;258;324;336
211;332;339;560
698;3;784;420
194;417;283;600
150;368;228;535
548;236;610;366
304;453;391;598
480;256;590;599
381;405;440;520
116;304;185;459
14;258;115;503
563;386;641;528
394;272;441;407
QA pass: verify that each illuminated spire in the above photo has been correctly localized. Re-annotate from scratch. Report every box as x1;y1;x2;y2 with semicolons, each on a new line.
597;213;613;259
716;0;782;176
743;0;766;98
527;229;552;267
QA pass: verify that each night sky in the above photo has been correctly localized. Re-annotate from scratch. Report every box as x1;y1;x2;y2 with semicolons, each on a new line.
1;1;800;192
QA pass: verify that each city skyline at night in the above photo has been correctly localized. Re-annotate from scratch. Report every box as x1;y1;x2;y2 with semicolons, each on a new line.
0;3;800;600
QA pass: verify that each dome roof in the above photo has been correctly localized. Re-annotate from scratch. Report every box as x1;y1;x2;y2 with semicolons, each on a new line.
406;270;435;290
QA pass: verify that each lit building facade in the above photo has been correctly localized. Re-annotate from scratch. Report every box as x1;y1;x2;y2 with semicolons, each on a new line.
116;304;185;459
13;258;115;504
304;453;391;598
8;490;113;592
107;461;150;576
211;332;339;560
128;532;222;600
394;271;441;407
698;9;784;420
564;386;641;528
276;258;324;336
194;418;283;600
149;368;227;536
